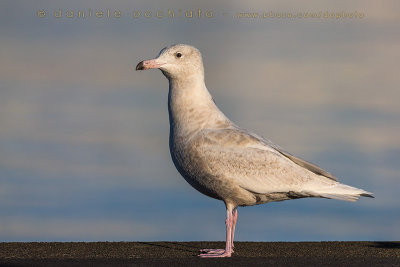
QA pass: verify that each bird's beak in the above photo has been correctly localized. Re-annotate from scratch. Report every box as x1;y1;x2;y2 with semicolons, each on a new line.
136;59;164;71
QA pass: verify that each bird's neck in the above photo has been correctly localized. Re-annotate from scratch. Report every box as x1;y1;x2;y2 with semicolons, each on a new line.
168;77;230;139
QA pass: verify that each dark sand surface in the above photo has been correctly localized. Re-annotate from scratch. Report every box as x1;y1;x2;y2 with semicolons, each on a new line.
1;241;399;266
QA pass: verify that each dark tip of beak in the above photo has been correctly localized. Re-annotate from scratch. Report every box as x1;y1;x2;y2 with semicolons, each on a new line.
136;61;145;71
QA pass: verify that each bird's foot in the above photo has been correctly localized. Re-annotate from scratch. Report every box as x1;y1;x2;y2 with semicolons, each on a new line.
200;248;225;253
200;248;234;253
198;249;232;258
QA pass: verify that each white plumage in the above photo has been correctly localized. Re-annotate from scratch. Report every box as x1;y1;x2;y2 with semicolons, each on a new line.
136;44;373;257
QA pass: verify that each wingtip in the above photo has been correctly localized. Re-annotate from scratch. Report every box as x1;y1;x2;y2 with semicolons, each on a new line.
361;193;375;198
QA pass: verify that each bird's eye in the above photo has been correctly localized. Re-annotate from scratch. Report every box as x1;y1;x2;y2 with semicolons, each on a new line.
176;52;182;58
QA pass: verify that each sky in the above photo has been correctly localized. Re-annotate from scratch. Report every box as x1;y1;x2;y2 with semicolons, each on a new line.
0;0;399;242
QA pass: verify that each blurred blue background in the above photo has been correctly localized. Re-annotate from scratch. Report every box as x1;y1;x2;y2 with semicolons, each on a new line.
1;0;399;241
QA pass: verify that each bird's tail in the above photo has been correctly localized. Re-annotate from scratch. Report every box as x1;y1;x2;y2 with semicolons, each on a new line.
308;183;374;202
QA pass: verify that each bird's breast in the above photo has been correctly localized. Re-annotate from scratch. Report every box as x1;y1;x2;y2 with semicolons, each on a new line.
168;133;223;200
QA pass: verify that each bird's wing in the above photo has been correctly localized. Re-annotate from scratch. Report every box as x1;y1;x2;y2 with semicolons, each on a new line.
253;132;338;181
190;128;337;194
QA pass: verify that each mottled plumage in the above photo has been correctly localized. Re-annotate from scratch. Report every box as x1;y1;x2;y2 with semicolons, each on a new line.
136;44;373;257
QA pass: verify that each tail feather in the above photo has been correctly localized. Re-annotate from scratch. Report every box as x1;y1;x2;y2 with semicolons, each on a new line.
307;183;374;202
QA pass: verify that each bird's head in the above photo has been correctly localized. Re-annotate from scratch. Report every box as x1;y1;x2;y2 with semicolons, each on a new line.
136;44;204;81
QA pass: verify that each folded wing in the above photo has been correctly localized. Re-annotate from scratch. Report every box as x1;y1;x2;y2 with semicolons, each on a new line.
191;128;336;195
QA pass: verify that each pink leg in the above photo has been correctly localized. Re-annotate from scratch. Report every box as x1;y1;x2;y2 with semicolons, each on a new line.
200;209;237;254
231;208;238;250
199;207;237;258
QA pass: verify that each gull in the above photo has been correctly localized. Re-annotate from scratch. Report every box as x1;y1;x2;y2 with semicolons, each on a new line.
136;44;373;258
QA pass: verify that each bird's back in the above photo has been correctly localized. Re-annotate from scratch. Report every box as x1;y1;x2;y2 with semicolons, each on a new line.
171;124;373;207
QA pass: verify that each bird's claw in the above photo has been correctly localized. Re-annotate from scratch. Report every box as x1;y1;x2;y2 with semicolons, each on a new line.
198;249;232;258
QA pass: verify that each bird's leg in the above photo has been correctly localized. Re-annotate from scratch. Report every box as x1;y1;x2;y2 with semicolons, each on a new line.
199;207;235;258
231;208;238;251
202;208;238;254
